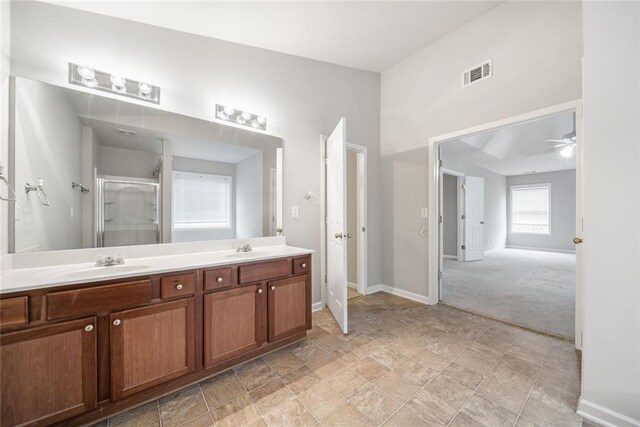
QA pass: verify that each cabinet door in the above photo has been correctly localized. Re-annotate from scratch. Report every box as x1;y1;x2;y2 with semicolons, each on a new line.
110;299;195;399
1;317;97;427
268;275;311;342
203;284;264;368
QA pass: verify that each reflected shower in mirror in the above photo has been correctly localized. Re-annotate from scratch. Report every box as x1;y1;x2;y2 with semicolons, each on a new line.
11;77;283;253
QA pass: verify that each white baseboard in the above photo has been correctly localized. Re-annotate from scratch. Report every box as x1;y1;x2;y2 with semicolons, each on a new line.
312;302;325;312
366;284;432;305
506;245;575;254
443;254;457;260
347;282;358;289
577;398;640;427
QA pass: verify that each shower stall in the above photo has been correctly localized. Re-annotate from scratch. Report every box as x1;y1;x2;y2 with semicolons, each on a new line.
96;176;161;247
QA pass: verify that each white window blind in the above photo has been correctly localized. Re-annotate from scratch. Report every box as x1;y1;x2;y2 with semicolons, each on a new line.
172;171;231;229
510;183;550;234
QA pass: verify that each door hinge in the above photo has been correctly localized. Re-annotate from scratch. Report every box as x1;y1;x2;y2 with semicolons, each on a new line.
438;159;443;168
439;215;443;224
461;245;465;250
461;214;465;220
461;183;467;190
438;271;443;280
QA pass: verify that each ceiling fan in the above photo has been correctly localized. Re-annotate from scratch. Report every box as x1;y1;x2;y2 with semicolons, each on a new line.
544;129;576;157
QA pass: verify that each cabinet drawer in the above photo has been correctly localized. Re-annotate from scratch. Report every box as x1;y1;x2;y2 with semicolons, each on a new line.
47;280;151;320
292;256;311;275
203;267;234;291
0;297;28;329
161;273;195;299
238;259;289;284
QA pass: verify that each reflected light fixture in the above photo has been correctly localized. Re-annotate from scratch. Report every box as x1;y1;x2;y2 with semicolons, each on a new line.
69;63;160;104
216;104;267;131
560;144;575;158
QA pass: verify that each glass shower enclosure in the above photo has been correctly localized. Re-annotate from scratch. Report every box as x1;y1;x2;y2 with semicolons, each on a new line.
96;176;161;247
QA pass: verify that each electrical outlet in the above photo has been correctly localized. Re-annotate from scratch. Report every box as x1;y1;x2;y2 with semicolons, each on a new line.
292;206;299;218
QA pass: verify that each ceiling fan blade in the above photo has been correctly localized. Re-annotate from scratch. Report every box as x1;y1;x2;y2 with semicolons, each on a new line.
544;139;570;144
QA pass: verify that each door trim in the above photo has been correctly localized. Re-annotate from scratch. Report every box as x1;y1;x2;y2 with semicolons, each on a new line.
427;99;584;349
319;139;368;308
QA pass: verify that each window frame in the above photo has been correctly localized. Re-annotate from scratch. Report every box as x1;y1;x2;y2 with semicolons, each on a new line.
171;170;233;231
509;182;552;236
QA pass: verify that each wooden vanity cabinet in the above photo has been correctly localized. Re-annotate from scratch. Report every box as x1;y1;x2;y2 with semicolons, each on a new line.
0;317;97;426
110;298;195;399
268;275;311;342
203;283;265;368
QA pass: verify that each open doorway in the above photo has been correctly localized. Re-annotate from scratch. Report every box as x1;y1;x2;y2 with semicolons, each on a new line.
429;101;583;345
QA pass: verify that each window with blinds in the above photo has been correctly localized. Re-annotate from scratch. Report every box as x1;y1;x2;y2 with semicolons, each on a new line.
510;183;551;234
172;171;232;229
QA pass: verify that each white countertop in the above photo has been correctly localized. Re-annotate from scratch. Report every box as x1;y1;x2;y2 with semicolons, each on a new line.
0;245;313;294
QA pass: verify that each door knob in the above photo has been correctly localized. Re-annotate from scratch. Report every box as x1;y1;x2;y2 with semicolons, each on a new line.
346;233;353;239
573;237;584;244
335;232;343;239
480;221;485;225
113;319;121;326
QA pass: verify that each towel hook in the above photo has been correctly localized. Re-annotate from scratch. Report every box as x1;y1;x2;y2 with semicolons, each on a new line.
25;178;51;206
0;163;17;202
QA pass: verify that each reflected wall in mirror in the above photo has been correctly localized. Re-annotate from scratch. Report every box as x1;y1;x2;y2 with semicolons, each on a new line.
11;77;283;253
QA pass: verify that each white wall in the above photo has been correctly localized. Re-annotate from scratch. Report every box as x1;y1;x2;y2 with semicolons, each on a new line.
14;79;84;252
442;174;458;257
380;1;582;297
347;150;358;284
80;126;100;248
507;170;576;253
236;152;263;239
579;2;640;425
441;154;507;253
171;156;236;242
9;2;382;304
0;0;9;262
99;145;161;179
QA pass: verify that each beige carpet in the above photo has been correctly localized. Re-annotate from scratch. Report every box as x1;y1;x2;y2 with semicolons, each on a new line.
442;248;575;339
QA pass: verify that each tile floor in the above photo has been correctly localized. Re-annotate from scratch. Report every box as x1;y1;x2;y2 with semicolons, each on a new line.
95;292;590;427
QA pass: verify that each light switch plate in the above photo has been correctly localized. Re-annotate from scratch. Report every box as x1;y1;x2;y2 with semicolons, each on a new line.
292;206;299;218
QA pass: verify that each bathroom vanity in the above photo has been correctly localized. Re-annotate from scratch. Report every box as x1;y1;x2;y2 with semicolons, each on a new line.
0;245;312;426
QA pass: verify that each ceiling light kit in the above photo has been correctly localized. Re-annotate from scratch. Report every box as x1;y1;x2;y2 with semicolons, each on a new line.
216;104;267;131
68;63;160;104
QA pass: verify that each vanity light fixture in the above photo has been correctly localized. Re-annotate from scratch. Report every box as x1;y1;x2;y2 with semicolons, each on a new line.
69;63;160;104
216;104;267;131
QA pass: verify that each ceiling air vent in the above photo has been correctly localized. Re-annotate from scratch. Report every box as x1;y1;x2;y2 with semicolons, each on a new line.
462;59;492;87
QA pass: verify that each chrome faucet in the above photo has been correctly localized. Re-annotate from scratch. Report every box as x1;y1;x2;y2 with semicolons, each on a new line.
236;244;252;253
96;254;125;267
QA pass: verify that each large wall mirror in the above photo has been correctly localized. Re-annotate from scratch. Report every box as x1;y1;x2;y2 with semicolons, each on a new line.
10;77;283;253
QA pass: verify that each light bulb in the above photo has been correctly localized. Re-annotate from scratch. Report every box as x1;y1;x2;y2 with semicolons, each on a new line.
217;110;228;120
138;82;153;97
251;120;259;128
241;111;252;121
77;65;95;80
111;75;127;93
223;106;235;116
236;116;246;124
256;116;266;125
560;145;574;158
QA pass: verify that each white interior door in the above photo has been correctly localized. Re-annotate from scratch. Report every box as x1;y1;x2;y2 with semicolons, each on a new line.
463;176;484;261
326;118;348;333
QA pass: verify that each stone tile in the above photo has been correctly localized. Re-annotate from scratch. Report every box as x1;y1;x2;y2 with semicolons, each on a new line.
180;413;214;427
350;384;401;426
422;375;474;410
263;348;305;376
280;365;321;396
321;404;373;426
536;365;581;397
374;371;420;403
477;365;535;414
405;386;459;425
441;361;485;389
210;393;261;427
109;401;160;427
382;406;432;426
508;342;549;368
368;346;410;370
392;360;437;386
449;412;484;427
462;394;518;427
499;353;541;379
425;335;468;359
262;398;317;427
410;348;452;371
326;369;370;400
307;353;349;380
235;359;278;391
298;382;348;421
483;323;521;344
519;383;581;427
352;356;391;382
159;385;208;427
201;370;247;409
289;340;329;364
454;349;497;377
249;378;295;416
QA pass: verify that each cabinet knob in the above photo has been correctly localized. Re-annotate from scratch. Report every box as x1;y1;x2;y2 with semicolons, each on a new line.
217;277;224;283
301;263;307;268
258;288;263;294
271;285;276;291
113;319;121;326
84;324;94;332
175;283;183;290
